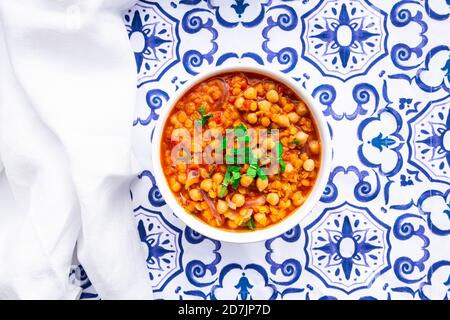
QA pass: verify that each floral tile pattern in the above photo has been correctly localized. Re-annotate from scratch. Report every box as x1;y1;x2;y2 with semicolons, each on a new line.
77;0;450;300
301;0;388;81
305;202;390;293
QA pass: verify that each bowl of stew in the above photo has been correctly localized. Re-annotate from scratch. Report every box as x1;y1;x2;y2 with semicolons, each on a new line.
152;65;331;243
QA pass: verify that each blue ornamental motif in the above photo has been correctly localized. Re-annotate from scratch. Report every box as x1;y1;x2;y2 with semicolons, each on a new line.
231;0;250;18
408;98;450;185
305;202;391;293
418;261;450;300
301;0;388;81
208;0;271;28
358;108;404;177
235;273;254;300
418;189;450;236
135;206;183;292
124;1;180;87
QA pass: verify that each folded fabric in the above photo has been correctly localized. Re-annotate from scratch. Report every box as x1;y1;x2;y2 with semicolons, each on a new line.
0;0;152;299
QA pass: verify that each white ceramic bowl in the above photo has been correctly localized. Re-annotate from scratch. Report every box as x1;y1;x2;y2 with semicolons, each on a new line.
152;64;331;243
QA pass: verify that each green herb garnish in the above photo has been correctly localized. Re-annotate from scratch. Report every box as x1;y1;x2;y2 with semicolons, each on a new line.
257;167;267;180
219;169;232;197
231;171;241;189
289;140;301;145
247;217;256;230
234;123;247;135
219;166;241;196
245;159;267;180
197;113;213;126
198;106;206;115
246;164;258;178
275;142;285;173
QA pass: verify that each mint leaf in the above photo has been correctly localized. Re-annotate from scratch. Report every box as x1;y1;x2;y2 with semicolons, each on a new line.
276;142;283;157
275;142;285;173
246;165;257;178
200;114;213;126
231;171;241;189
257;167;267;180
219;185;227;197
198;107;206;116
279;159;286;173
229;165;241;172
247;217;256;230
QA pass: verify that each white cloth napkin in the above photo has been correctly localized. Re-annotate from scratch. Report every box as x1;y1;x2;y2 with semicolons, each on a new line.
0;0;152;299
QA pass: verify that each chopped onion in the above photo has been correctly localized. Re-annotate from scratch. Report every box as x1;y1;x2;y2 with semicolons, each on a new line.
179;192;188;205
210;77;228;110
200;189;223;224
242;209;253;220
185;170;199;189
225;195;237;210
244;195;266;207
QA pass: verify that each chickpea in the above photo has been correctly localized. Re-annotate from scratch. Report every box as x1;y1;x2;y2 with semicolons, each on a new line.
276;114;290;128
280;199;292;209
227;219;239;229
171;181;182;193
232;87;241;95
176;163;187;173
250;101;258;111
284;162;294;173
247;113;258;124
170;115;180;126
303;159;315;171
199;167;209;179
234;96;245;109
254;213;268;226
293;158;303;169
296;131;309;145
232;193;245;207
283;103;295;113
212;172;224;184
256;177;269;192
270;180;282;190
266;89;279;103
267;193;280;206
261;116;271;127
288;112;300;123
270;104;281;114
217;200;228;214
258;100;271;112
244;87;257;100
200;179;213;192
177;172;187;184
240;175;254;187
189;189;203;201
296;101;308;116
185;119;193;128
177;111;187;123
292;191;305;206
309;140;320;154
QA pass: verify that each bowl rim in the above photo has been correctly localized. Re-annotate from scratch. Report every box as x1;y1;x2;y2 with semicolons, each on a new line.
152;64;331;243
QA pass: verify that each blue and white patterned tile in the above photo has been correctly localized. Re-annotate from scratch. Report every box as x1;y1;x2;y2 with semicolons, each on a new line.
305;202;391;294
301;0;388;81
76;0;450;300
